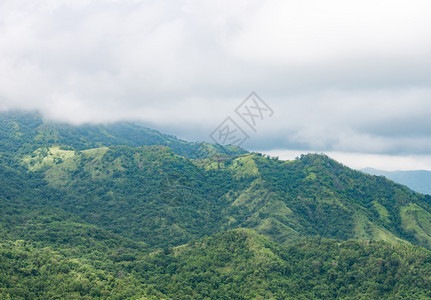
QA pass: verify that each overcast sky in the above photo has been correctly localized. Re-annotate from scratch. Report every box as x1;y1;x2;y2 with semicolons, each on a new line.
1;0;431;170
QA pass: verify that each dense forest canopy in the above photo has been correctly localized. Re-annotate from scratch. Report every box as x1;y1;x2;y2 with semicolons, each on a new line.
1;112;431;299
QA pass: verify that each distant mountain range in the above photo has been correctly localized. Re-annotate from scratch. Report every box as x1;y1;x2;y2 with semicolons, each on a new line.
361;167;431;195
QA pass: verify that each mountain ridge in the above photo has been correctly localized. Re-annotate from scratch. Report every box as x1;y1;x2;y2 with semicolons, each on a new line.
2;111;431;249
2;111;431;298
0;110;246;158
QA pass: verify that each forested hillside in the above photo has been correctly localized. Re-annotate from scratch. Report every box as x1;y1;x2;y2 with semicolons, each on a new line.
130;229;431;299
2;111;431;298
2;229;431;299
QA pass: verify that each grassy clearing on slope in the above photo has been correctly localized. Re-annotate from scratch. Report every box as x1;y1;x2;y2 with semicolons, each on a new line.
353;213;404;243
228;155;259;179
22;147;76;171
401;203;431;248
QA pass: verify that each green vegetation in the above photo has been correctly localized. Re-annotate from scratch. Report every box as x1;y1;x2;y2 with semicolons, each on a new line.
0;240;151;299
0;111;246;158
2;111;431;298
130;229;431;299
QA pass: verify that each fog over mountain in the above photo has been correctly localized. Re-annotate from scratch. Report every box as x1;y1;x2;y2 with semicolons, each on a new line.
1;0;431;170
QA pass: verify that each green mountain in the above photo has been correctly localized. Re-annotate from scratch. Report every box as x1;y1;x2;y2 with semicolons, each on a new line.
16;142;431;249
2;111;431;298
0;111;246;158
362;167;431;195
3;111;431;249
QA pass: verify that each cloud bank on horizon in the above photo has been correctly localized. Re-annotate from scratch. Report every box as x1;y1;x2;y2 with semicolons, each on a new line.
1;0;431;168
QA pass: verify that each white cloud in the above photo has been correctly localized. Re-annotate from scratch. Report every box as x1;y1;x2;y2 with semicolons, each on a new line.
223;0;431;66
0;0;431;165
